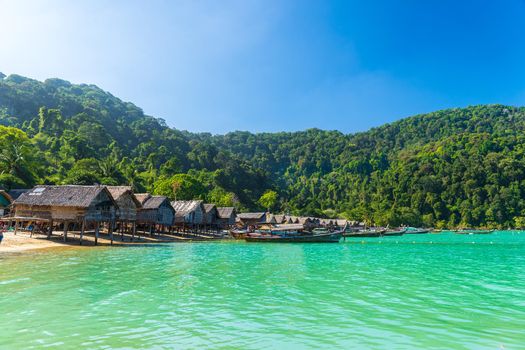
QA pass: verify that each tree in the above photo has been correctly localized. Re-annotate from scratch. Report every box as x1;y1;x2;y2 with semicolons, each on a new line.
258;190;278;211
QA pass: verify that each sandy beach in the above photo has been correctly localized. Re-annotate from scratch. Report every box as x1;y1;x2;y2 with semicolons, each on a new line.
0;231;67;253
0;229;224;254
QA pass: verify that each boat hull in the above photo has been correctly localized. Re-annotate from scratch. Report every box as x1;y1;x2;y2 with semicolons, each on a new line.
454;230;494;235
245;232;342;243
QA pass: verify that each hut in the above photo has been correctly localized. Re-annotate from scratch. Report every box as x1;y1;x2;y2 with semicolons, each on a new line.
216;207;236;229
273;214;286;224
106;186;141;240
0;190;13;217
171;200;205;227
137;195;175;235
237;212;267;227
10;185;117;245
203;204;218;229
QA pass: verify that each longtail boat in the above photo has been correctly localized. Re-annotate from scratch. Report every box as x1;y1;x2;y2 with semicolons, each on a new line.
343;229;385;238
229;229;250;239
381;228;407;236
245;231;342;243
454;229;494;235
404;227;431;234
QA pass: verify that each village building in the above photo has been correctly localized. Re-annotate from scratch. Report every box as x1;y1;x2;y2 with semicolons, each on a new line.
106;186;141;240
237;212;267;227
203;204;218;229
9;185;117;245
216;207;236;229
136;195;175;234
171;200;205;227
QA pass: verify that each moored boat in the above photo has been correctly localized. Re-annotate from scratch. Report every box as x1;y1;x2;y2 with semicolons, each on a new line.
454;229;494;235
343;229;385;238
229;229;250;239
381;228;407;236
245;231;342;243
404;227;431;234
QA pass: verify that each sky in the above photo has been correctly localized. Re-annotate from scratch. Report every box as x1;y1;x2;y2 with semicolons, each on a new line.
1;0;525;134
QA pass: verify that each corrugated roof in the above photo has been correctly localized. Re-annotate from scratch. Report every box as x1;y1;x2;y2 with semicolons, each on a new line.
171;200;203;217
217;207;235;219
14;185;110;208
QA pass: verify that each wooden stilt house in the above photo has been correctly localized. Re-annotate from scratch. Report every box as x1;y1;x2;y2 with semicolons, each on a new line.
136;194;175;235
106;186;141;240
216;207;236;229
171;200;205;231
203;204;218;229
237;212;267;227
11;185;117;245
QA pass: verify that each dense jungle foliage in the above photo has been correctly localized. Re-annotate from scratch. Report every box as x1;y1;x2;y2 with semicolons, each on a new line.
1;73;525;228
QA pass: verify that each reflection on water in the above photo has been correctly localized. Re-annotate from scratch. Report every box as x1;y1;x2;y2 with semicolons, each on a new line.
1;232;524;349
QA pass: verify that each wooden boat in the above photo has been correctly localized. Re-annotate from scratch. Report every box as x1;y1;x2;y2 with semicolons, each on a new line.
245;231;342;243
381;228;407;236
343;229;385;238
454;229;494;235
229;229;250;239
404;227;431;234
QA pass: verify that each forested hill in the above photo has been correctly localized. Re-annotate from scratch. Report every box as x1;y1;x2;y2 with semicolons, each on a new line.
1;73;525;229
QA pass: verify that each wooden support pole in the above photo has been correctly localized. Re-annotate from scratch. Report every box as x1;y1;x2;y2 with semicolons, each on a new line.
63;221;68;242
48;221;53;239
14;220;18;235
80;220;85;245
95;222;99;246
132;221;136;242
109;220;114;245
149;224;153;237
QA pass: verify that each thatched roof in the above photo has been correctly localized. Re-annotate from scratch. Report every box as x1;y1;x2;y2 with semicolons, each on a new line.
171;200;203;217
134;193;151;206
203;203;217;214
14;185;113;208
237;212;266;220
273;214;286;224
106;186;141;207
273;224;304;231
142;196;170;209
217;207;235;219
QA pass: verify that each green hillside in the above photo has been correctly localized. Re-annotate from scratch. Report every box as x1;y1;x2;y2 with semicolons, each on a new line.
1;73;524;228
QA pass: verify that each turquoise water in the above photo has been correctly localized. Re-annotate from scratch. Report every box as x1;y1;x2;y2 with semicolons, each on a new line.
1;231;524;349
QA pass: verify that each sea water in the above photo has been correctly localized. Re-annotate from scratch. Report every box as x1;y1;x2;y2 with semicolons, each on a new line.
1;232;524;349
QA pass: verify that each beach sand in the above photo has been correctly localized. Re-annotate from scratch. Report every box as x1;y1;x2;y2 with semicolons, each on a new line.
0;229;225;254
0;231;66;253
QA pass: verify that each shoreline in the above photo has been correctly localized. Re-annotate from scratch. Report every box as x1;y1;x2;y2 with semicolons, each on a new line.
0;230;227;255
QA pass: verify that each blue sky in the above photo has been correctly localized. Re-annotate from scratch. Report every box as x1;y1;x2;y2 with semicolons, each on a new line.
1;0;525;134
